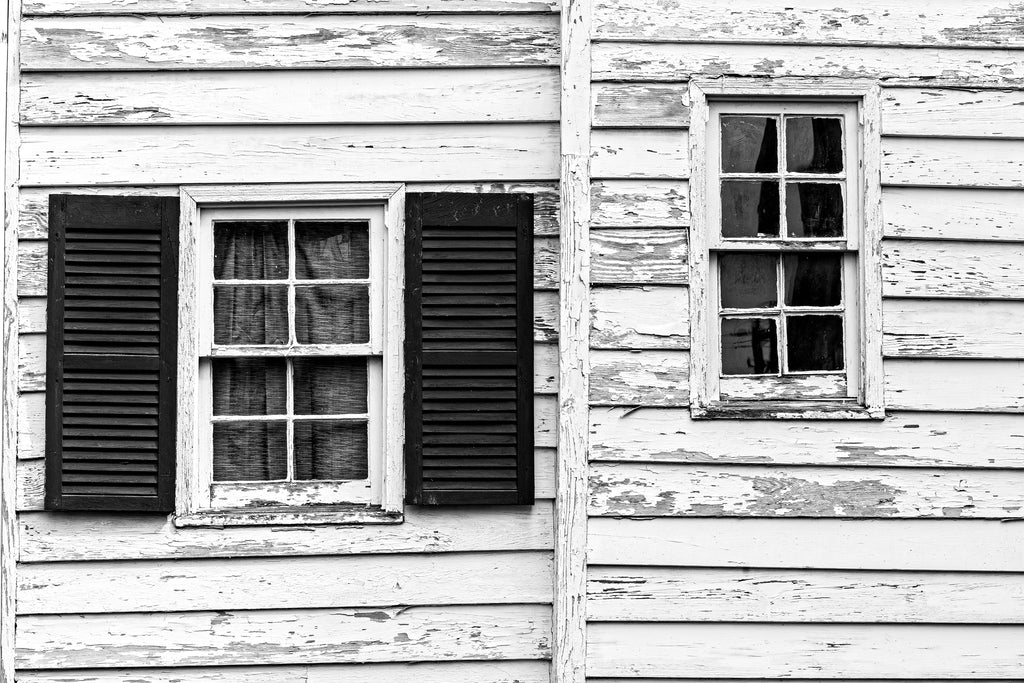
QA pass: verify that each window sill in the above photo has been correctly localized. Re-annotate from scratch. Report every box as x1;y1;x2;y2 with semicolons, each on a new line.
175;504;404;528
692;400;885;421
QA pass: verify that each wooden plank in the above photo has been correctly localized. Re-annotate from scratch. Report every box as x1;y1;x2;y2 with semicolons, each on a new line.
534;291;558;343
883;240;1024;300
586;623;1024;678
593;43;1024;85
588;517;1024;570
592;82;689;128
18;552;553;614
17;296;43;333
591;179;689;227
883;137;1024;188
589;463;1024;519
20;124;560;186
589;406;1024;468
21;16;558;71
21;69;560;126
24;0;559;13
587;566;1024;623
590;349;688;407
16;662;551;683
885;359;1024;412
17;392;43;461
534;342;557;394
590;129;688;179
593;0;1024;48
15;604;551;669
590;286;689;350
534;236;559;290
884;299;1024;359
883;88;1024;139
591;229;688;284
882;186;1024;242
17;332;42;392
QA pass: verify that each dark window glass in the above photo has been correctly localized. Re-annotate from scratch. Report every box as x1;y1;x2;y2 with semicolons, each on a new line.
294;421;369;480
212;358;287;416
784;254;842;307
721;318;778;375
213;421;287;481
213;285;288;345
786;117;843;174
293;358;367;415
721;181;780;238
785;183;844;237
295;221;370;280
213;221;288;280
719;253;778;309
295;285;370;344
786;315;844;371
721;116;778;173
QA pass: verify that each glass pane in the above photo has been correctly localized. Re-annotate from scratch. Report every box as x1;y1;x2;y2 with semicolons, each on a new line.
784;254;842;307
721;116;778;173
721;318;778;375
786;117;843;174
212;358;286;416
721;180;780;238
786;183;844;237
213;421;287;481
294;420;368;480
213;285;288;345
295;221;370;280
295;285;369;344
719;253;778;309
293;358;367;415
786;315;844;371
213;221;288;280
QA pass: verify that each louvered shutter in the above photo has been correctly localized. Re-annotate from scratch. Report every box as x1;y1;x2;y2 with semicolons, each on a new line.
45;195;178;512
405;193;534;505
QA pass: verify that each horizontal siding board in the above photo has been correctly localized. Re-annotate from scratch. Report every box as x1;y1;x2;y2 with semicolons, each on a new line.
590;129;689;179
885;359;1024;412
587;566;1024;623
882;186;1024;242
590;180;689;228
24;0;559;13
21;16;558;71
589;463;1024;518
593;43;1024;84
17;392;44;460
591;228;688;284
586;623;1024;678
590;286;689;350
883;299;1024;359
21;69;560;126
592;0;1024;48
20;124;560;186
588;517;1024;570
533;291;558;343
883;137;1024;188
883;88;1024;139
589;407;1024;468
16;604;552;669
882;240;1024;300
592;82;689;128
590;350;688;407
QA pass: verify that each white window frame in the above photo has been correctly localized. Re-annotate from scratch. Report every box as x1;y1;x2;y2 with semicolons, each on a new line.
688;79;884;420
175;184;406;526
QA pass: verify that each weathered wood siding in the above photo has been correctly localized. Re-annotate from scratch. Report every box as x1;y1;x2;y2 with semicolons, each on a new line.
586;1;1024;679
12;0;559;678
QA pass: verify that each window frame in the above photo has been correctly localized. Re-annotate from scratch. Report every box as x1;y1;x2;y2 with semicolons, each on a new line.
175;184;406;526
688;79;884;420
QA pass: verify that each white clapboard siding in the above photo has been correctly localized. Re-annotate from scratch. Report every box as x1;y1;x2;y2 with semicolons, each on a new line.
588;517;1024;570
882;240;1024;299
882;186;1024;242
593;0;1024;48
20;16;558;71
586;566;1024;623
592;43;1024;84
586;623;1024;678
590;130;689;179
883;137;1024;188
16;662;551;683
588;463;1024;518
883;299;1024;359
590;229;688;284
590;286;689;350
18;552;553;614
20;69;561;126
592;83;689;128
15;604;552;669
20;124;560;186
591;180;689;227
590;350;689;407
588;407;1024;468
19;502;554;562
885;359;1024;412
17;393;44;461
17;297;44;334
24;0;559;13
883;88;1024;139
534;291;558;343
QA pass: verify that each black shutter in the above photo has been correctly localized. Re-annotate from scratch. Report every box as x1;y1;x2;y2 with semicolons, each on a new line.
405;193;534;505
45;195;178;512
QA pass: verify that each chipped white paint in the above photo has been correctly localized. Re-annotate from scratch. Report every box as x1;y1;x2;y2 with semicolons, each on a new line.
882;186;1024;242
25;0;560;14
590;349;689;406
883;240;1024;299
590;180;689;227
590;129;689;179
882;88;1024;138
883;137;1024;188
591;228;688;284
590;286;689;350
885;359;1024;412
883;299;1024;359
592;83;689;129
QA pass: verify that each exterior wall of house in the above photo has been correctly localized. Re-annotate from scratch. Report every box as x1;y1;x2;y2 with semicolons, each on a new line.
584;1;1024;679
9;0;561;679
